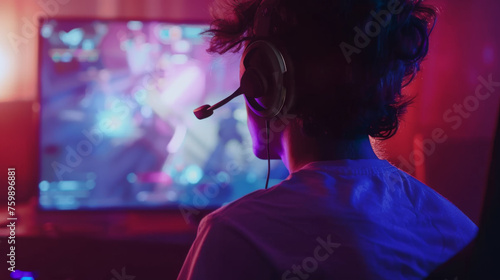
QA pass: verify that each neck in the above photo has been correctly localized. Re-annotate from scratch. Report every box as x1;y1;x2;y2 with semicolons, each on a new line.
280;124;378;173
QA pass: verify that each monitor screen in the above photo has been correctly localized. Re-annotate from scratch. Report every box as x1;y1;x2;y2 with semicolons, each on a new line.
38;19;288;210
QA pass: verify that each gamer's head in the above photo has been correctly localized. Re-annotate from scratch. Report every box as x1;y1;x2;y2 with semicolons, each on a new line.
205;0;437;165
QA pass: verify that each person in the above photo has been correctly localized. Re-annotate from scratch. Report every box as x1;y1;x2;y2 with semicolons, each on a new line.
177;0;478;279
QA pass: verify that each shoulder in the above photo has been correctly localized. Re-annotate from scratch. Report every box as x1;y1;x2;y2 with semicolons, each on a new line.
202;179;300;228
205;188;273;223
394;170;478;234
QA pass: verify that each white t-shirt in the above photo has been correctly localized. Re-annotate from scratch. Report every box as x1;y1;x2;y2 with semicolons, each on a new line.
177;159;478;280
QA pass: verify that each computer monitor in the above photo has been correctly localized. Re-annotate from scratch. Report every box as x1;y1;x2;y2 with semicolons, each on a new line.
38;18;288;210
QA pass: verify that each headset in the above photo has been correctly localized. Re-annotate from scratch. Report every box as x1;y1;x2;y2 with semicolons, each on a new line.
193;0;295;189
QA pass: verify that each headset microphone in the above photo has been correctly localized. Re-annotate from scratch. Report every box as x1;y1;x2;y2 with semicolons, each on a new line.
193;89;242;120
193;68;269;120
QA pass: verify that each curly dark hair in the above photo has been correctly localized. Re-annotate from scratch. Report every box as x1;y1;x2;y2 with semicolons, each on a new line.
204;0;438;140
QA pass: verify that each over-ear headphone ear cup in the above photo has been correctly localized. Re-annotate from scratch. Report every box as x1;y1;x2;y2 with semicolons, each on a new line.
241;40;292;119
240;68;269;99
